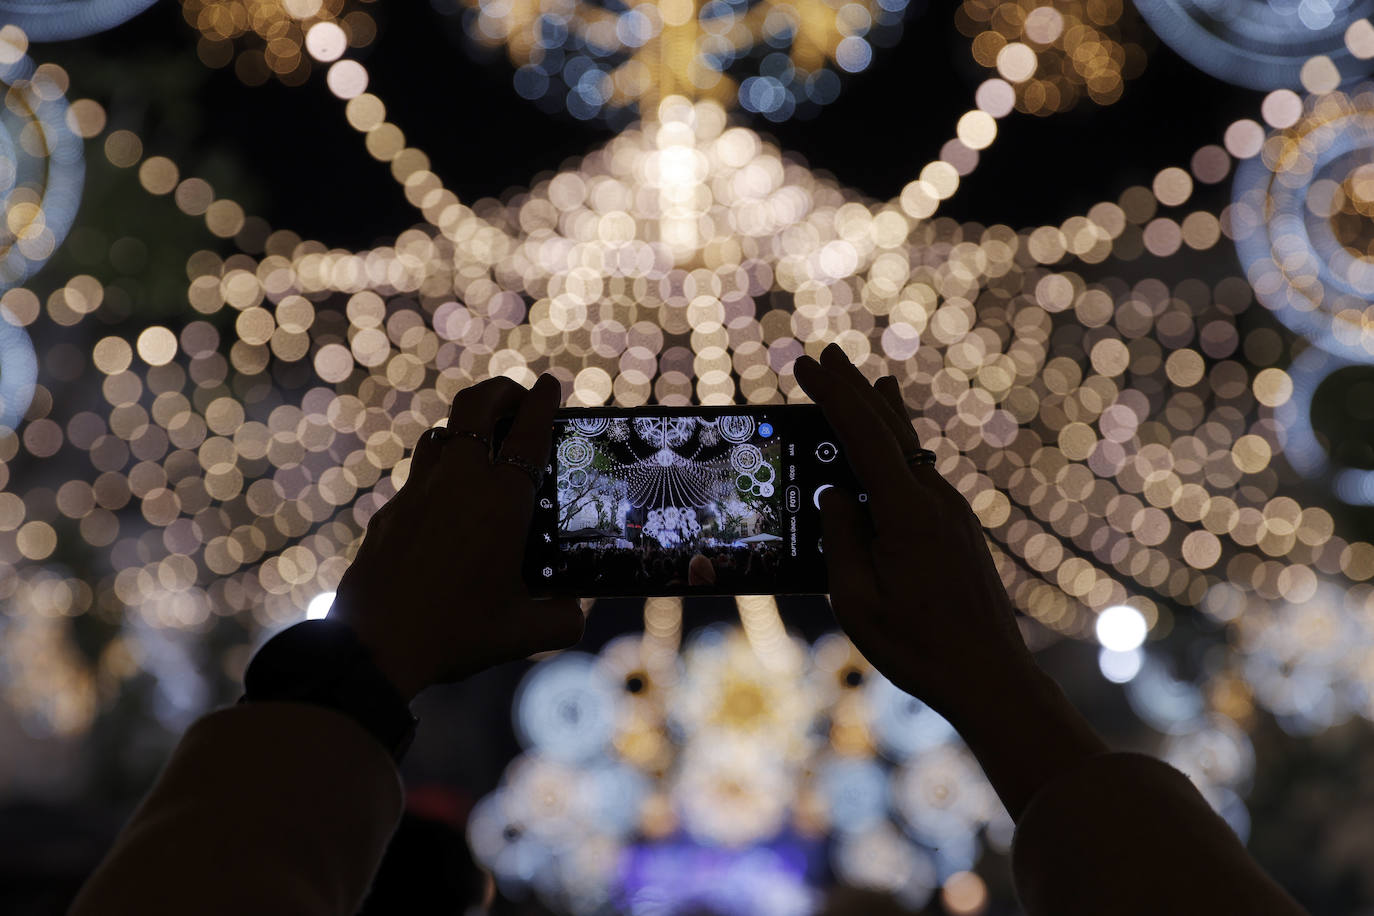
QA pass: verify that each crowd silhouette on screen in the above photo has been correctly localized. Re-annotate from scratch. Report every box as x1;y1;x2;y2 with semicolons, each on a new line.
556;541;783;589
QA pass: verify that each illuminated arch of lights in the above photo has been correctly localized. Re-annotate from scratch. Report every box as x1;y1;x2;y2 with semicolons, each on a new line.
1;1;1374;909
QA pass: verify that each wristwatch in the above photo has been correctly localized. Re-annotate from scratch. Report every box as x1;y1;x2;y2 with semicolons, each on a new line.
240;619;418;762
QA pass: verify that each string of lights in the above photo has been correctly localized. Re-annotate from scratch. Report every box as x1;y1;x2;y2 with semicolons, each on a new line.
2;2;1374;909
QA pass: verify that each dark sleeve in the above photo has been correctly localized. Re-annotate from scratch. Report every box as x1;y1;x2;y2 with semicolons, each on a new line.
1011;752;1308;916
69;702;404;916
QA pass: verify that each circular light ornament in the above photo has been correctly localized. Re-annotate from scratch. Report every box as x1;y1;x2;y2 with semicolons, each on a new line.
1125;656;1207;732
514;651;620;764
1232;90;1374;363
1240;583;1374;734
672;734;795;846
558;435;596;470
578;761;652;836
730;442;764;473
831;823;937;909
0;41;84;291
450;0;920;124
718;413;756;443
1163;715;1257;791
571;416;610;436
816;755;888;833
862;672;957;761
0;0;158;41
1134;0;1374;89
1095;605;1148;652
466;789;558;885
889;745;997;854
1274;345;1374;505
0;308;37;430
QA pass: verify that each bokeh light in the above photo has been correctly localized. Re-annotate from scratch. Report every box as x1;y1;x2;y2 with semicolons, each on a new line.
956;0;1150;116
1095;603;1147;651
180;0;379;86
1098;646;1143;682
305;589;334;619
0;31;85;291
3;3;1374;912
1135;0;1374;90
449;0;920;123
472;622;1008;913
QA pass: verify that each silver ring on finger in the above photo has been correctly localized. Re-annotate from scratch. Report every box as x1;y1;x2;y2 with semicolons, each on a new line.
904;447;937;467
494;453;545;490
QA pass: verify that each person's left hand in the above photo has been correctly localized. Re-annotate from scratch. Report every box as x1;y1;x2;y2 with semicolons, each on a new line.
332;374;584;700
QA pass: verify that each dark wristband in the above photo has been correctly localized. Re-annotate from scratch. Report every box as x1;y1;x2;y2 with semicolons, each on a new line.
240;619;418;762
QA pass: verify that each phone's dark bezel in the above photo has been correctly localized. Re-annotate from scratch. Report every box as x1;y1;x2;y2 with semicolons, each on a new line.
517;404;840;598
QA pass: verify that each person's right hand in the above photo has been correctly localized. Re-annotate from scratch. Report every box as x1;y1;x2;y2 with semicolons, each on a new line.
331;374;584;701
793;343;1037;721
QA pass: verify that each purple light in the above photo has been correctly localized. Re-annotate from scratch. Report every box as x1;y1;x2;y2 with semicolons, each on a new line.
618;833;821;916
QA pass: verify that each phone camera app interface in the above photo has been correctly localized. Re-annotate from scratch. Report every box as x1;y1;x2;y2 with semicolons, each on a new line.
547;414;783;591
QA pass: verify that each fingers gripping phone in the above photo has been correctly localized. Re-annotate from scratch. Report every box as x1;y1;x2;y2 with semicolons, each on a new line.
510;406;862;597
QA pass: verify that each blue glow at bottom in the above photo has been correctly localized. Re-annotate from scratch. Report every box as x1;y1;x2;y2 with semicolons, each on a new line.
619;833;821;916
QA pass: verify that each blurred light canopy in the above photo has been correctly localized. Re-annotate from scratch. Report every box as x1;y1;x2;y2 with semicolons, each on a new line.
2;0;1374;912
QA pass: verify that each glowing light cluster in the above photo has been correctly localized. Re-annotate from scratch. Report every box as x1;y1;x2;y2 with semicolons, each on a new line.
178;0;379;86
452;0;917;122
475;617;1263;909
471;620;1011;913
1216;580;1374;734
4;68;1374;744
956;0;1150;115
0;20;1372;910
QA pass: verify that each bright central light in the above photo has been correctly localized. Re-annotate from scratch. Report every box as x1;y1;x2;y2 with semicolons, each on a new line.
307;591;336;620
1095;605;1147;652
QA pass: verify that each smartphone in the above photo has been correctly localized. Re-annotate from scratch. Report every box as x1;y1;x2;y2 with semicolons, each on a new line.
516;405;861;597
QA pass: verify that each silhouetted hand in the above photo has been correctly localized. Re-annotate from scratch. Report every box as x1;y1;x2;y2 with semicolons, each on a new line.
332;374;584;700
794;344;1037;720
796;344;1108;819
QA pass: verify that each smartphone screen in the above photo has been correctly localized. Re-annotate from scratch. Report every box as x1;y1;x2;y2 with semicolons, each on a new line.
520;405;861;597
